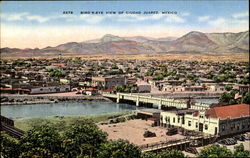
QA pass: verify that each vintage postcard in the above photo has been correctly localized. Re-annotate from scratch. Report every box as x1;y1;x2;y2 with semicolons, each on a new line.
1;0;249;157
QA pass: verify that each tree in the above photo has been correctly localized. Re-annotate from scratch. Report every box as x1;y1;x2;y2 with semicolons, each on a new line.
225;85;233;91
187;74;197;81
239;78;250;85
243;91;250;104
72;57;81;63
206;71;214;79
158;150;186;158
213;75;226;83
19;147;64;158
177;66;186;70
0;133;21;158
115;85;125;92
63;119;107;157
197;144;233;158
233;143;250;157
111;64;118;69
97;140;141;158
19;124;64;157
146;71;154;76
161;67;168;73
153;74;164;80
219;89;240;104
141;152;158;158
49;69;65;77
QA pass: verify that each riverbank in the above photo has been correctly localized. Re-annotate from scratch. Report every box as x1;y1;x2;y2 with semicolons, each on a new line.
1;93;108;105
1;91;221;105
14;111;132;132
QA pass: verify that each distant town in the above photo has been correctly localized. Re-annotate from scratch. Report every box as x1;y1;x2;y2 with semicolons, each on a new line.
0;58;248;96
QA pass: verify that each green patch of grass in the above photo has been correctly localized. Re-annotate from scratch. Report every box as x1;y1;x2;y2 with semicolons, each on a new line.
14;111;131;132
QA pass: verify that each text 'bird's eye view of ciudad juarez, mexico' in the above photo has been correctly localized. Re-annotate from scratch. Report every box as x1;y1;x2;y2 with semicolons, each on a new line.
0;1;249;158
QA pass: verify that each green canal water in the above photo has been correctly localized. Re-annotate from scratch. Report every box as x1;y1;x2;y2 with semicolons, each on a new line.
1;99;218;119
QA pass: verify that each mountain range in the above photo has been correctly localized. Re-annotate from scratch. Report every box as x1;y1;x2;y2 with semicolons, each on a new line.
1;31;249;57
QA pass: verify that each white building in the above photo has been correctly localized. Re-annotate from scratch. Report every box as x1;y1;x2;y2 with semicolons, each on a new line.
160;104;250;136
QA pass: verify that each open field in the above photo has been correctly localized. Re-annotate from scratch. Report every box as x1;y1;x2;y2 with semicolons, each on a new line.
1;53;248;62
14;111;131;131
98;119;185;146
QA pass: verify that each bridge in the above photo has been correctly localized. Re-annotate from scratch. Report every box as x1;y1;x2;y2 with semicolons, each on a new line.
139;134;217;153
1;115;25;139
102;93;210;110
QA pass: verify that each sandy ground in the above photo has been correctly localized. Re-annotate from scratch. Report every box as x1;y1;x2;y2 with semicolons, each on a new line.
98;119;185;146
2;53;248;62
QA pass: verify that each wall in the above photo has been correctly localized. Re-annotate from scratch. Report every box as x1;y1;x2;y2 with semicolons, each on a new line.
219;116;250;136
105;77;126;89
160;111;219;135
30;85;70;94
138;85;151;93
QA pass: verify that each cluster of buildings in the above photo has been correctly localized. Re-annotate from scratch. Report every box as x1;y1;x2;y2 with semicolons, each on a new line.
137;103;250;136
0;58;248;95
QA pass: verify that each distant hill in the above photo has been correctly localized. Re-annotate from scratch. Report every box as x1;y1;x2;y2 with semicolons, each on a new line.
1;31;249;57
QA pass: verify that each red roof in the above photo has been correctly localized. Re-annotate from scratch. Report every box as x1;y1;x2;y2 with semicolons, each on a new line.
144;76;153;80
102;89;114;92
206;104;250;120
52;63;65;66
85;88;97;91
0;88;30;91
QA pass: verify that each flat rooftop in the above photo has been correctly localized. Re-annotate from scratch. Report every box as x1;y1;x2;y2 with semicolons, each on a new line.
163;109;198;114
137;108;163;114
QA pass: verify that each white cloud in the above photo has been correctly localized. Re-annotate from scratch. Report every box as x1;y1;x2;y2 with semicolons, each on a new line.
208;17;226;26
232;11;249;18
207;17;249;33
164;15;185;23
2;11;188;24
105;14;165;22
198;16;210;22
26;15;50;23
80;15;105;24
181;12;190;16
2;12;28;21
58;14;105;24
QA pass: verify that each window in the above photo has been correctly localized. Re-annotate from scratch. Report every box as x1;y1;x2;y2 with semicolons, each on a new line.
205;124;208;130
182;117;185;124
222;125;225;131
215;127;218;135
188;121;191;126
173;117;175;123
231;123;235;130
196;122;198;128
178;117;180;123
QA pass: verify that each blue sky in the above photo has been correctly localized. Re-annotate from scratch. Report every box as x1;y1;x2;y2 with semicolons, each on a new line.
1;1;249;48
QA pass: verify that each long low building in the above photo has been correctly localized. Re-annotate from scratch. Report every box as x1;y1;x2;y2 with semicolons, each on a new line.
30;85;70;94
160;104;250;136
